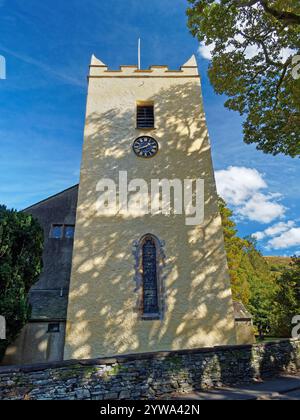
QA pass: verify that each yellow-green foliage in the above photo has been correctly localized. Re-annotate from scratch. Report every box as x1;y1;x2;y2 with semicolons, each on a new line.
273;257;300;337
219;198;278;333
219;199;300;337
264;256;293;277
218;198;250;304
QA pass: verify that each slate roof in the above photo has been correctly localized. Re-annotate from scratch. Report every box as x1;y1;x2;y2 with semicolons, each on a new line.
233;301;253;321
23;184;79;212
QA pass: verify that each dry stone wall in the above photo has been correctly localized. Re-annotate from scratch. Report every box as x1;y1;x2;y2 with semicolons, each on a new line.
0;340;299;400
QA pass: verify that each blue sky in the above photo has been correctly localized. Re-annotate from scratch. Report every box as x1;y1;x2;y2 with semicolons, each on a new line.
0;0;299;256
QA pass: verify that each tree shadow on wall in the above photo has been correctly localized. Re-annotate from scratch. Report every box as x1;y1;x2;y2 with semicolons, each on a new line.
67;80;237;362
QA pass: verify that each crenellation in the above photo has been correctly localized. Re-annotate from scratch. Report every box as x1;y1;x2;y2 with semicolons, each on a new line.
88;55;199;77
90;54;107;67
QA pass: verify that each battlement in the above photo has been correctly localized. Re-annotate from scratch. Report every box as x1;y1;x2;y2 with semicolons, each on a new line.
89;55;199;78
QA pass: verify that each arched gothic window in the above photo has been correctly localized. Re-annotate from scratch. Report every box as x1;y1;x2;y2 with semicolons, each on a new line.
133;234;166;320
142;237;159;315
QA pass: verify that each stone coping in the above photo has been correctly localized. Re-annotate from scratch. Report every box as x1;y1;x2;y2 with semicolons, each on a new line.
0;339;298;375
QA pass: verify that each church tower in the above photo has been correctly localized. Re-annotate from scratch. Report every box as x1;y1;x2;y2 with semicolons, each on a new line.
64;55;237;360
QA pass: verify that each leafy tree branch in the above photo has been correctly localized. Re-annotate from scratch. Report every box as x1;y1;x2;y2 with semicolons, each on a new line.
187;0;300;157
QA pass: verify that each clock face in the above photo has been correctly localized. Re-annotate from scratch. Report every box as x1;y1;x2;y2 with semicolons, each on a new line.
133;136;159;158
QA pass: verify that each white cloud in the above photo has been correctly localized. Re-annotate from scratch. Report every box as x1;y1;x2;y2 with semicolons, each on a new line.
215;166;286;223
253;221;300;252
253;221;295;241
198;20;297;63
244;44;261;60
265;221;295;237
267;228;300;250
215;166;267;206
198;34;261;61
198;42;215;60
238;193;285;224
252;231;266;241
279;48;296;63
231;34;261;60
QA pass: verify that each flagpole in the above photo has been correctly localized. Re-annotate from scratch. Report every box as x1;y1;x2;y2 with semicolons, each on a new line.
138;38;141;70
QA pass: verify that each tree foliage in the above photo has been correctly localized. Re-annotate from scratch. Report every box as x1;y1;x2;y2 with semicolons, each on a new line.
187;0;300;157
219;197;278;334
244;237;278;336
273;257;300;337
219;197;251;304
219;197;300;337
0;206;43;361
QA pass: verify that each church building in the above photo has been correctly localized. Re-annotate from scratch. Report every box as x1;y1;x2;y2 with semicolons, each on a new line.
3;54;254;366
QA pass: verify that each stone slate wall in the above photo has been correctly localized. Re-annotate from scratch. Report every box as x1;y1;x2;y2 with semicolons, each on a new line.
26;185;78;296
0;340;299;400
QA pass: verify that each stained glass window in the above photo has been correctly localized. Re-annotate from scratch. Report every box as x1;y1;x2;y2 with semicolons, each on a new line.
142;237;159;315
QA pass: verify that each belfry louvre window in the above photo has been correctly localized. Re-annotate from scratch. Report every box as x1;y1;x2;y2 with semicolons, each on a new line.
137;105;154;129
142;237;159;315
